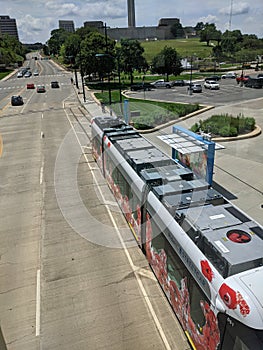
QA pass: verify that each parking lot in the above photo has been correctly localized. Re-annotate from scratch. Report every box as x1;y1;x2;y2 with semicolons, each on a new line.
128;76;263;106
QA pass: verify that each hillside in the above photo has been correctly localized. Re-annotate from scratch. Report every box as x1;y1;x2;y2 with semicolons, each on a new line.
141;38;214;63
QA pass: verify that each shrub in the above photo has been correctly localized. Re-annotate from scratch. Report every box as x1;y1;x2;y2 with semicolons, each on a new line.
190;113;255;137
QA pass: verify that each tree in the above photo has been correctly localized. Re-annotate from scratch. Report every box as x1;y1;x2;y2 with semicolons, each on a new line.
151;46;183;81
221;30;243;54
47;29;70;55
79;31;115;80
194;22;205;34
0;34;26;66
200;23;221;46
170;21;184;38
118;39;147;84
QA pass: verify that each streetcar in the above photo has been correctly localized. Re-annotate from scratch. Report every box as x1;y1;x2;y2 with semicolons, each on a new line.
91;116;263;350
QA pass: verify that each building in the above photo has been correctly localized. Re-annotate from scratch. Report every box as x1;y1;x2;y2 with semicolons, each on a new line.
0;15;19;40
84;21;104;30
105;18;183;41
83;0;196;42
58;20;75;33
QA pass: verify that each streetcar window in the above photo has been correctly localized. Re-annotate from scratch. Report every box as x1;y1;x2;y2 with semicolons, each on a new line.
218;314;263;350
151;231;206;331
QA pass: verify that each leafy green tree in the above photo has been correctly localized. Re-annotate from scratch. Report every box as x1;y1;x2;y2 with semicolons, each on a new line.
221;30;242;54
242;34;261;50
0;34;26;66
195;22;205;34
170;21;184;38
61;33;81;64
200;23;221;46
47;28;70;55
151;46;183;80
78;31;115;80
118;39;147;84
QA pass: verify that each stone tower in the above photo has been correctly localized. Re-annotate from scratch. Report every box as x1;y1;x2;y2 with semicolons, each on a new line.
127;0;136;27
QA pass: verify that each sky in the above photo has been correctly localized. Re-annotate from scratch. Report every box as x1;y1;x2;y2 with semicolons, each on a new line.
1;0;263;43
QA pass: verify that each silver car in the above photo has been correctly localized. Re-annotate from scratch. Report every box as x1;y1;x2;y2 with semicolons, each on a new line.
188;83;202;93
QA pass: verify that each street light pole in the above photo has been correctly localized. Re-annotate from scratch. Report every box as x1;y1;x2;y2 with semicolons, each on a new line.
74;68;79;89
188;56;193;95
103;23;112;106
79;47;86;102
117;55;122;103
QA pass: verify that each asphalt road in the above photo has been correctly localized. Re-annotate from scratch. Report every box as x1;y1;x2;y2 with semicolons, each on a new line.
0;59;190;350
127;74;263;106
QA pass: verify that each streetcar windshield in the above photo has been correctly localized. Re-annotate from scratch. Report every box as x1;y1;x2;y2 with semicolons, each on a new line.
219;314;263;350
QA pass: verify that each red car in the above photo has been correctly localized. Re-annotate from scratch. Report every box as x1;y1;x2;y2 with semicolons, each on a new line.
27;83;35;89
236;75;250;83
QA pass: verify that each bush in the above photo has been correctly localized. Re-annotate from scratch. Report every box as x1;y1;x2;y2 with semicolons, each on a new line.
219;126;238;137
190;113;256;137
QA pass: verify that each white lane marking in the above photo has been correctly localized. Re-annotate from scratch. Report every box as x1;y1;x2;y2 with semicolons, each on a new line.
63;109;172;350
36;269;40;336
40;162;44;185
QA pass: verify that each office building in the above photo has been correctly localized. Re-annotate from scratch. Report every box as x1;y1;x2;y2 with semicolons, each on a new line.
0;15;19;40
59;20;75;33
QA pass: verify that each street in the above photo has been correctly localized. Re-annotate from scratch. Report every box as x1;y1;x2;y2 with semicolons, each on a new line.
0;59;189;350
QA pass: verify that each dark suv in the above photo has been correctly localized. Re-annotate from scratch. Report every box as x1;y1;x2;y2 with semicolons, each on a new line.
11;95;24;106
130;82;153;91
244;77;263;89
51;81;59;88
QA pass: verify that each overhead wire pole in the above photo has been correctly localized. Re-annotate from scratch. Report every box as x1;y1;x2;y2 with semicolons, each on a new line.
104;23;112;106
229;0;233;30
79;45;86;102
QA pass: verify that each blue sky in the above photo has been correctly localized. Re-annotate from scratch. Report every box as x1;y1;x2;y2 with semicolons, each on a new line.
1;0;262;43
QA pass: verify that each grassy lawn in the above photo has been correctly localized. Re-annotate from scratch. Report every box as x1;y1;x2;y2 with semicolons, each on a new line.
94;90;200;129
0;70;13;80
141;38;215;62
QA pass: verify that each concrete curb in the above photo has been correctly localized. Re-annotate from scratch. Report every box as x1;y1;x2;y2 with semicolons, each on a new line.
87;89;261;141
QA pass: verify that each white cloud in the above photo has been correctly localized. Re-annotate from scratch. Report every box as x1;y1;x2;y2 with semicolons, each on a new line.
219;2;250;16
17;14;55;43
45;1;80;16
0;0;262;42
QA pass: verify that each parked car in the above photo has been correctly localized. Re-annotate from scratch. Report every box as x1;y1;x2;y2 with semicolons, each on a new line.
11;95;23;106
150;79;173;88
130;82;153;91
236;75;250;84
204;75;221;81
33;70;39;76
17;71;24;78
37;85;46;93
221;72;236;79
244;77;263;89
172;79;186;86
24;71;32;78
257;73;263;78
204;80;220;90
188;83;202;93
51;81;59;88
26;83;35;89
